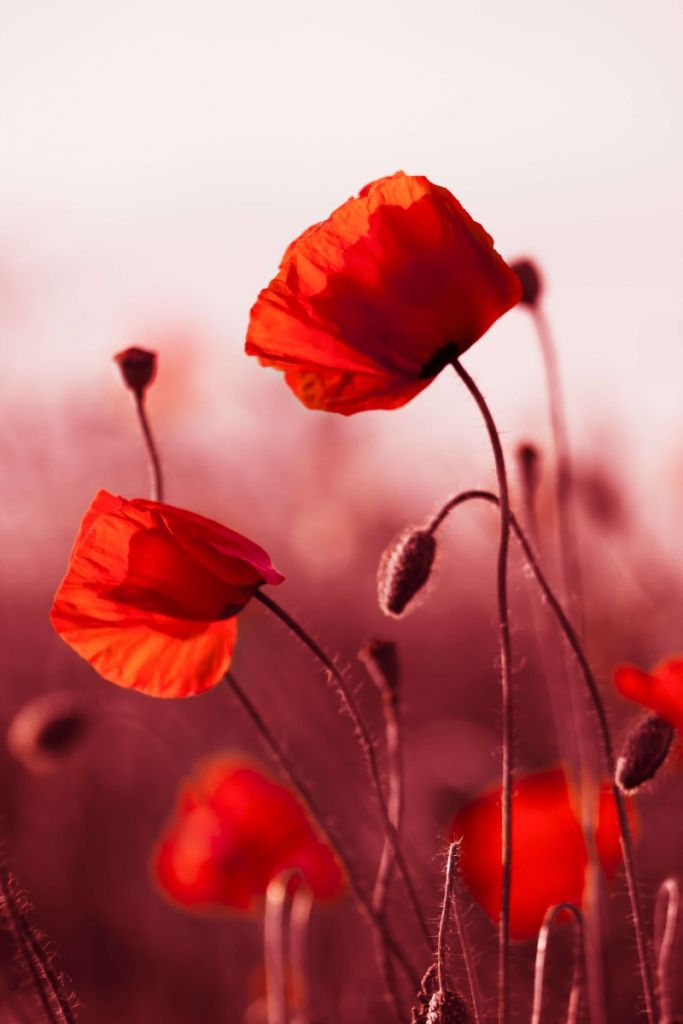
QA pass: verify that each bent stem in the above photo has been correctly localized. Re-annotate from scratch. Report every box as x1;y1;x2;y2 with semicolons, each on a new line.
452;358;514;1024
428;488;656;1022
290;883;314;1024
253;589;431;951
265;871;302;1024
654;877;680;1024
225;671;417;998
133;391;164;502
530;902;585;1024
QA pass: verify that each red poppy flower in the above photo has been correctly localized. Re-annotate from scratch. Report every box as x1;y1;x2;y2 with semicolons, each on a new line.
153;758;344;911
246;171;521;414
50;491;284;699
448;768;629;939
615;656;683;732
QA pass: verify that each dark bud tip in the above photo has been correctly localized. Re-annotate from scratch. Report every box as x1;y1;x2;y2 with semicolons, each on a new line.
378;529;436;618
114;346;157;394
510;258;543;307
516;442;541;494
616;712;674;793
425;991;474;1024
358;638;400;696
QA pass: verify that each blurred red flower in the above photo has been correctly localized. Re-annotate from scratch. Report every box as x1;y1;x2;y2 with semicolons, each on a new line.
50;490;284;698
615;656;683;732
449;767;628;939
153;758;344;911
246;171;521;414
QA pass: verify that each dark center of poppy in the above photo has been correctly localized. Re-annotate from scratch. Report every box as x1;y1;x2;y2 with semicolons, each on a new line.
419;342;459;379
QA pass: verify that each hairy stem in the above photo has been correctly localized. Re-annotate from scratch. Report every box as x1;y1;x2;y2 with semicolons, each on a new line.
253;590;431;950
225;671;418;994
428;488;656;1022
452;358;514;1024
655;877;679;1024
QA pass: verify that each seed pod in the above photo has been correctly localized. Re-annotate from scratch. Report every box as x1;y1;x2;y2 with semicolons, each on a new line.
114;346;157;395
425;991;473;1024
510;258;543;307
378;529;436;618
615;712;674;794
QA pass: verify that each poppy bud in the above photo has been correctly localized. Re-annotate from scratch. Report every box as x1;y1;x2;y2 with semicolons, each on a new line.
421;991;473;1024
378;529;436;618
615;713;674;794
7;694;88;773
358;638;400;696
510;258;543;307
114;346;157;394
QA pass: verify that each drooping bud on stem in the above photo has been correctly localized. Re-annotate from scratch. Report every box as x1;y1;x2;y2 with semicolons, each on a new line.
615;713;674;794
425;991;474;1024
378;529;436;617
510;258;543;308
7;693;88;774
358;638;400;699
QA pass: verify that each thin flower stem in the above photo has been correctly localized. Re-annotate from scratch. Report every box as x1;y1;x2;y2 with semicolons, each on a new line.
532;306;584;631
0;868;77;1024
448;843;484;1024
530;902;586;1024
253;589;431;951
451;358;514;1024
265;871;300;1024
428;488;657;1023
435;844;458;995
289;883;314;1024
133;391;164;502
654;878;679;1024
225;671;418;995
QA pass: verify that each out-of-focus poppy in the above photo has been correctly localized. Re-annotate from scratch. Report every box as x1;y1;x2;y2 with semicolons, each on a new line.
448;767;628;939
615;656;683;733
153;758;344;911
50;491;284;699
246;172;521;415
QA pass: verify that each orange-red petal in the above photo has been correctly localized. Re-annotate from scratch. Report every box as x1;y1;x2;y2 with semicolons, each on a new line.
246;171;521;415
614;658;683;732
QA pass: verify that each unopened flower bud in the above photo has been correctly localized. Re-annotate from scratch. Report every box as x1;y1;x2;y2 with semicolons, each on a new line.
114;347;157;395
615;712;674;794
378;529;436;618
510;258;543;307
358;638;399;696
7;694;89;773
425;991;473;1024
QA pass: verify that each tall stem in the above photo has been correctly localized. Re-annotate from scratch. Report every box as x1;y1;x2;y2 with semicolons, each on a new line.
265;871;300;1024
428;488;656;1022
452;358;514;1024
655;878;679;1024
225;672;418;993
133;391;164;502
289;883;314;1024
253;589;431;951
530;902;585;1024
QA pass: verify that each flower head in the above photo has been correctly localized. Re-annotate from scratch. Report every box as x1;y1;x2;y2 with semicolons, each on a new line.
50;491;284;698
153;758;344;911
246;172;521;414
615;656;683;733
449;767;628;939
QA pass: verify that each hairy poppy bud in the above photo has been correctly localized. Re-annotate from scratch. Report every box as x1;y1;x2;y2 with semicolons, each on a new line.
615;713;674;794
7;694;88;773
114;346;157;394
414;991;472;1024
358;638;399;696
378;529;436;617
510;258;543;307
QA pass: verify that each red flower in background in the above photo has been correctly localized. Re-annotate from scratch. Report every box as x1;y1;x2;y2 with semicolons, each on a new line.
50;491;284;699
449;768;629;939
615;656;683;732
246;171;521;415
153;758;344;911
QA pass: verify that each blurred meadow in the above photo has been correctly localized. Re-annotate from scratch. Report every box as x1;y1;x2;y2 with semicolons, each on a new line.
1;1;683;1021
